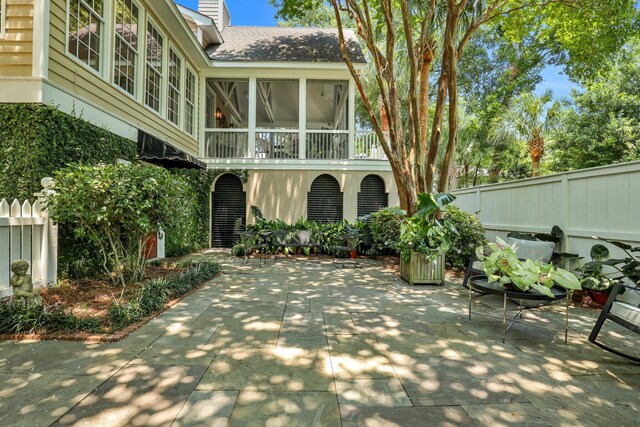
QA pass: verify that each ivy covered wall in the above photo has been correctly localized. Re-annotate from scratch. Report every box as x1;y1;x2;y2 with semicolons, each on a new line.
0;104;137;200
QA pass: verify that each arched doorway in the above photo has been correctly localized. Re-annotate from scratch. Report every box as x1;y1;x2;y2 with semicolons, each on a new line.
357;174;388;217
211;174;246;247
307;174;343;222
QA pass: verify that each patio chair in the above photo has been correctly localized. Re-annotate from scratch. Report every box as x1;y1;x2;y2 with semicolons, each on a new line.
333;232;362;268
588;282;640;362
237;231;267;267
273;230;290;262
294;229;321;262
463;237;556;289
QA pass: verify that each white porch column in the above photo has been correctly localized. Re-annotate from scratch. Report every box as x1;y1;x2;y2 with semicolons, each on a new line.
248;77;257;158
348;78;356;159
198;75;207;157
299;78;307;159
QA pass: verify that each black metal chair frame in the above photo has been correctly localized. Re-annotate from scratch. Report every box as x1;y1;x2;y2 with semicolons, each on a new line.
272;230;291;262
333;233;362;268
238;231;267;267
292;229;321;262
588;282;640;363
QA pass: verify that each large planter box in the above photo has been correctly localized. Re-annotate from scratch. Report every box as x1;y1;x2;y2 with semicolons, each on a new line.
400;250;445;286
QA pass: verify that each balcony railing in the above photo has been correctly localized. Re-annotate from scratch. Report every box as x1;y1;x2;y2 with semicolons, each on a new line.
355;131;388;160
205;129;249;158
306;131;349;160
203;129;386;161
256;130;299;159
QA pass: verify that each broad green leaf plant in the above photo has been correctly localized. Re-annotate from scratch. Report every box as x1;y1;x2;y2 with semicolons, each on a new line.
397;192;458;262
477;237;581;297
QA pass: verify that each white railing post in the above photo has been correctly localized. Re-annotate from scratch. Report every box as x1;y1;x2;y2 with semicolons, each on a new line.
348;79;356;159
248;77;257;158
299;78;307;159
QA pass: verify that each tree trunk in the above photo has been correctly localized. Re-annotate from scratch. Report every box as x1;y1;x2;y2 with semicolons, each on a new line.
438;5;462;193
528;130;544;177
425;55;448;192
417;48;434;194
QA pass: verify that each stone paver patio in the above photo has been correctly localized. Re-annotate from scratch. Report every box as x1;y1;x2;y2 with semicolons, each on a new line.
1;250;639;426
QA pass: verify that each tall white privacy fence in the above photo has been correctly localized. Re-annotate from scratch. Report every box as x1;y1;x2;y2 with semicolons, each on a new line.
451;161;640;304
0;179;57;297
451;161;640;258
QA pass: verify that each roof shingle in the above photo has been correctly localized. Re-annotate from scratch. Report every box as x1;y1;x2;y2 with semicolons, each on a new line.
205;26;366;63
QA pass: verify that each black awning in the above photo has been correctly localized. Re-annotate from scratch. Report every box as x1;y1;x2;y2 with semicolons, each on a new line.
137;130;205;169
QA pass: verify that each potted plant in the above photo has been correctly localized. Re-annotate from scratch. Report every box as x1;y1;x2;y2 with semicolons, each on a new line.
476;237;582;297
578;239;636;305
398;192;457;286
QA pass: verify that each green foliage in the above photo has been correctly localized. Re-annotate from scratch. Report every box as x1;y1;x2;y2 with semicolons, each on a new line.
107;261;220;330
0;104;137;279
365;207;406;256
48;164;189;285
245;217;358;255
502;1;639;82
165;169;249;257
578;237;640;291
444;205;487;270
547;41;640;172
397;193;458;262
0;103;136;201
0;300;101;334
477;237;581;297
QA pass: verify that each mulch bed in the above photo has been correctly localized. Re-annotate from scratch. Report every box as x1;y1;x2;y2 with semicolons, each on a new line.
0;259;214;343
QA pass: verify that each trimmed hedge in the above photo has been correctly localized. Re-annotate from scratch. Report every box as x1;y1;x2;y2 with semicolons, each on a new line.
0;103;136;200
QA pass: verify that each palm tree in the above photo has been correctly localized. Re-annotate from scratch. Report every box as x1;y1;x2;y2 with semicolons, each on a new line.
490;90;564;177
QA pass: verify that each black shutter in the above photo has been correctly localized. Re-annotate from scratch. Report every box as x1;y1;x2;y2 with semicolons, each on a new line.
357;174;388;217
211;174;246;247
307;174;343;222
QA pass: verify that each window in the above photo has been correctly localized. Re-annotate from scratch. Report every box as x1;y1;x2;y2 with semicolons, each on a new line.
184;68;197;136
357;175;388;217
145;21;163;112
67;0;104;72
113;0;139;95
0;0;6;39
307;174;343;223
167;48;182;126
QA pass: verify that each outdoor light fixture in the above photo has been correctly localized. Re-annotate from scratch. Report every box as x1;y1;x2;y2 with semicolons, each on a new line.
215;108;222;119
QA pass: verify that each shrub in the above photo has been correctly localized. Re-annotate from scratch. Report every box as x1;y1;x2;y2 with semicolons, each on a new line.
366;207;406;255
48;163;190;286
444;205;487;270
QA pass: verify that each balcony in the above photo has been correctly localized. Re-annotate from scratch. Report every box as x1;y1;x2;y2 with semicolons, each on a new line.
204;129;386;161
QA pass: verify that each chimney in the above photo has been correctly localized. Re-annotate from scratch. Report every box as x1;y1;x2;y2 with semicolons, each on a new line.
198;0;227;30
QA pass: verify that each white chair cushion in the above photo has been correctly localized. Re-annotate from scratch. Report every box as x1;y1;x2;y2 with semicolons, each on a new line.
611;301;640;328
471;261;483;270
507;237;555;263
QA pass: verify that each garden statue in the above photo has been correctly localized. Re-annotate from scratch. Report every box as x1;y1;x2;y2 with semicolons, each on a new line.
10;260;40;300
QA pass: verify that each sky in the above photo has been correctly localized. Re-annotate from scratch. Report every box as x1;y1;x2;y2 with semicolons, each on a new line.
175;0;578;98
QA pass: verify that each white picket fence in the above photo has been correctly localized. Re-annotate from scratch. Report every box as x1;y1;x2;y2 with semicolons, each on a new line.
0;183;57;298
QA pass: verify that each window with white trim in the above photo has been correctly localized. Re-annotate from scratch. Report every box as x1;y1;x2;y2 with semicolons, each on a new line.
167;47;182;126
184;68;197;136
113;0;139;95
67;0;104;72
0;0;6;39
145;21;163;112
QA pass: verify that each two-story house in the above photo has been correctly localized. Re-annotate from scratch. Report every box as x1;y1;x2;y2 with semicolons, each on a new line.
0;0;398;246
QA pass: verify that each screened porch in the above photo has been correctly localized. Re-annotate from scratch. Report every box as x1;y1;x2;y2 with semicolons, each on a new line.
203;78;386;161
